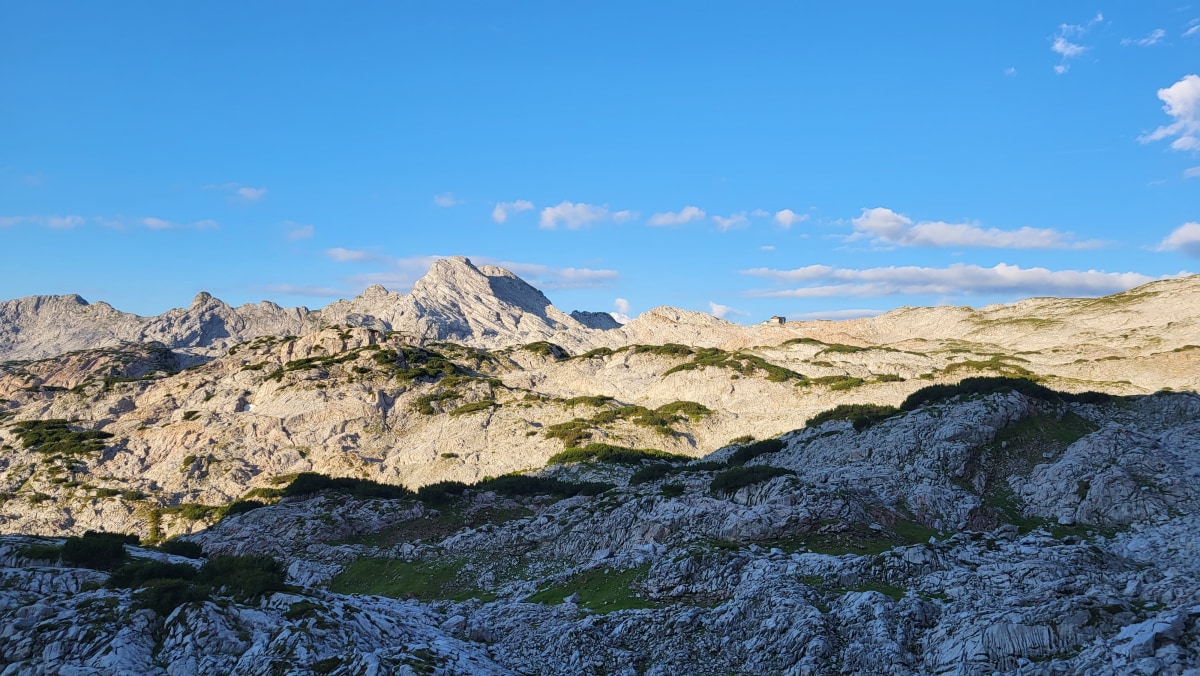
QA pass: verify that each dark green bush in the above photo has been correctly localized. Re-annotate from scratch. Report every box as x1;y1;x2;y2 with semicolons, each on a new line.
660;482;686;498
134;578;209;616
899;376;1115;411
727;439;785;465
12;419;113;456
156;539;204;559
197;555;287;600
710;466;795;494
629;463;673;485
476;474;612;498
416;480;469;505
448;400;496;417
806;404;900;431
547;443;691;466
222;500;267;517
61;531;135;570
108;559;198;588
282;473;414;500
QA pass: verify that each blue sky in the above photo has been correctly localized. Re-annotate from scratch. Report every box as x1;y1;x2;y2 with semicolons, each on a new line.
2;3;1198;322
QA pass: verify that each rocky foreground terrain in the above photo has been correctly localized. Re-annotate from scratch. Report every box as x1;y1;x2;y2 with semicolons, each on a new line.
1;260;1199;674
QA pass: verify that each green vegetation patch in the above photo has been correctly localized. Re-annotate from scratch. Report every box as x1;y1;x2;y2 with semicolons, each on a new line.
282;472;415;500
330;557;494;602
765;520;942;556
662;348;803;383
900;376;1115;411
448;400;497;417
413;390;461;415
727;438;785;465
548;443;692;465
806;404;900;431
710;466;795;493
526;565;655;613
11;419;113;456
521;342;568;360
810;375;866;391
544;399;715;447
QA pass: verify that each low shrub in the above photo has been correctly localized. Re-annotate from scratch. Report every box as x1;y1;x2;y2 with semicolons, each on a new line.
710;466;795;494
282;472;414;500
900;376;1115;411
806;404;900;431
547;443;691;465
156;538;204;559
476;474;612;498
727;439;785;466
416;480;469;505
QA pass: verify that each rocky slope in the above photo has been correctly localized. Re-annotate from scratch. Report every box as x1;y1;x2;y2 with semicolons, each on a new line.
2;263;1200;673
2;387;1198;674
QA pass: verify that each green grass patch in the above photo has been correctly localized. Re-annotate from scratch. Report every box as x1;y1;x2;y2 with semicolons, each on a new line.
662;348;803;383
330;557;495;602
526;565;655;613
11;419;113;456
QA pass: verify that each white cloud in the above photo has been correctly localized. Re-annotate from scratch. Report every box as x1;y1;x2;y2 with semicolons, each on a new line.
433;192;460;207
751;209;770;218
612;210;638;223
492;200;534;223
1183;166;1200;179
539;201;609;229
1186;24;1200;38
325;247;378;262
612;298;631;323
1158;222;1200;257
45;215;84;229
1051;13;1102;74
760;245;776;251
741;262;1168;298
713;212;749;231
193;219;219;230
850;207;1100;249
489;259;619;290
142;217;175;229
236;186;267;202
261;284;345;297
0;216;24;227
1004;67;1018;77
648;206;706;226
788;308;885;320
774;209;808;228
286;224;315;240
708;301;749;319
1122;28;1166;47
1139;74;1200;152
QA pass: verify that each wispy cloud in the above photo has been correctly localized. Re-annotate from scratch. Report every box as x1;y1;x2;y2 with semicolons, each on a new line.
205;182;267;203
1;214;86;229
774;209;807;228
142;217;176;229
648;206;706;226
489;259;619;290
236;187;267;202
708;301;748;319
612;210;638;223
492;200;534;223
1051;12;1102;74
433;192;460;207
713;212;749;231
788;308;884;321
760;245;776;251
260;284;346;297
286;224;315;240
1122;28;1166;47
539;201;610;229
325;247;386;263
850;207;1101;249
742;262;1167;298
1139;74;1200;152
1004;67;1018;77
1186;20;1200;38
1158;223;1200;257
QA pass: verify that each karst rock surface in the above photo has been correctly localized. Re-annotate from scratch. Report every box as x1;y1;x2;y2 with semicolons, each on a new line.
2;263;1200;674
